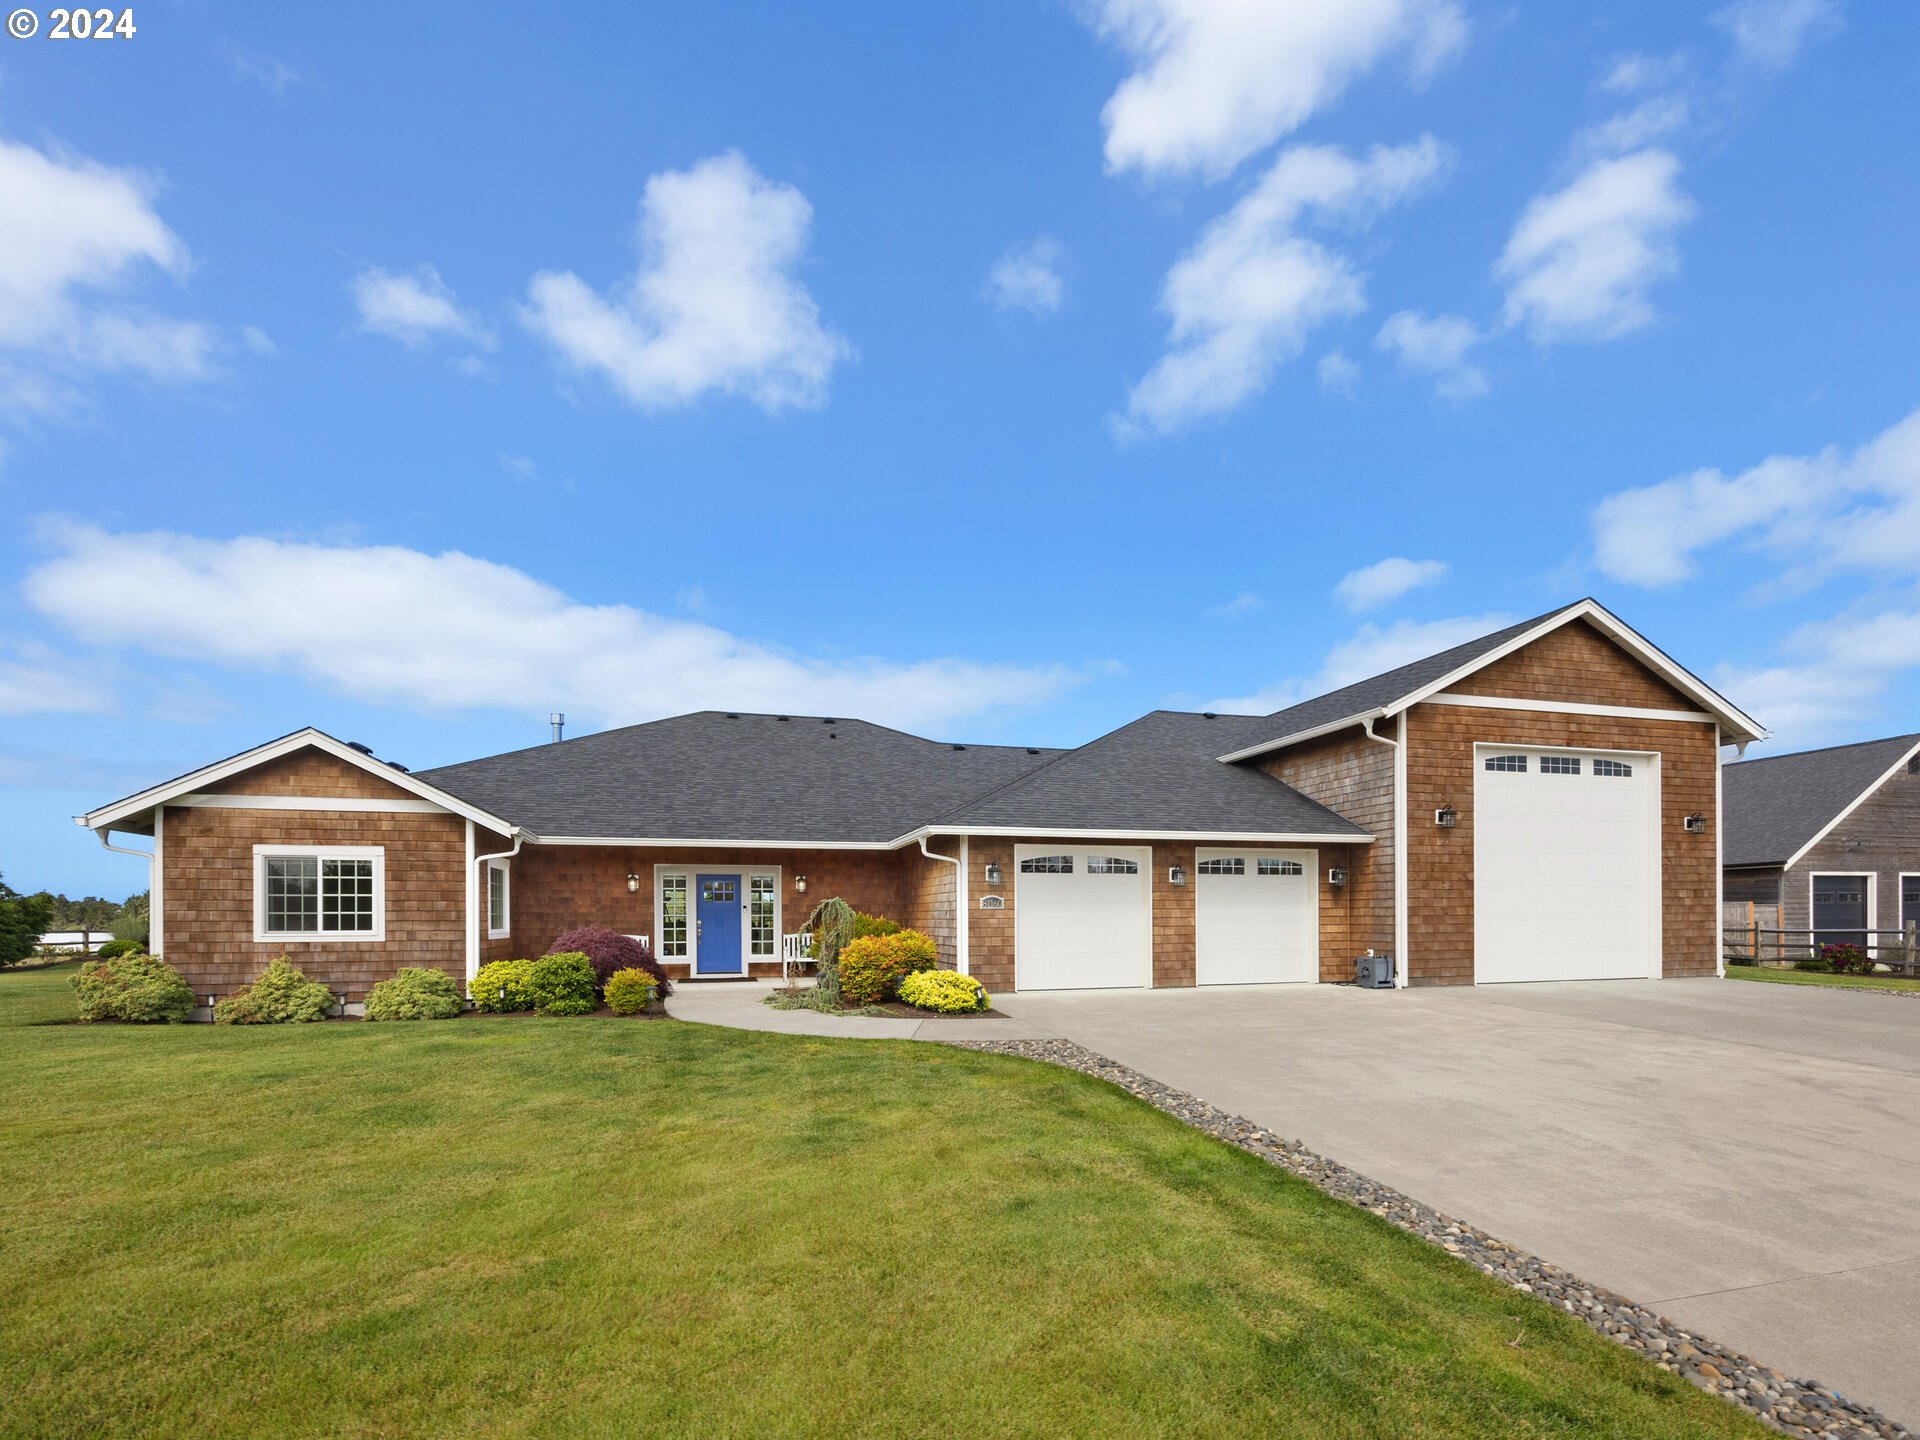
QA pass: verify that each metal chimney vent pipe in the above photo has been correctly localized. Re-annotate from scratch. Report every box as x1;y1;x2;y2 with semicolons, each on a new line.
550;712;565;743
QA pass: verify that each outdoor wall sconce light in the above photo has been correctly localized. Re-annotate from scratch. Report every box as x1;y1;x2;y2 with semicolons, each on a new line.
794;874;808;893
1683;813;1707;834
984;861;1002;887
626;872;639;893
1434;805;1457;829
1168;864;1187;887
1327;866;1348;887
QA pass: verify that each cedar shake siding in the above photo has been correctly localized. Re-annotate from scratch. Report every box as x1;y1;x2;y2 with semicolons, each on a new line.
503;844;934;979
1460;618;1697;711
200;747;418;799
1780;764;1920;938
162;804;468;1002
902;834;962;969
1256;730;1395;975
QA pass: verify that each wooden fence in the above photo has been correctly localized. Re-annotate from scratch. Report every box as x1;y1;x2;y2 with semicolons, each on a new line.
1723;921;1920;978
31;930;112;956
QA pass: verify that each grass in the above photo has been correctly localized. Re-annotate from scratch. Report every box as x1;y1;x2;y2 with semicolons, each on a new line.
1726;963;1920;993
0;964;1763;1440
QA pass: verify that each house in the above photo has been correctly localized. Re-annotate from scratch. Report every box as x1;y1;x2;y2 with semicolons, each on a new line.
1722;732;1920;950
77;598;1764;1004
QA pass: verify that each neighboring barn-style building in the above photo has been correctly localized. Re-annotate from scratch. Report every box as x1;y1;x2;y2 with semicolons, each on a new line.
1722;732;1920;949
78;599;1764;1005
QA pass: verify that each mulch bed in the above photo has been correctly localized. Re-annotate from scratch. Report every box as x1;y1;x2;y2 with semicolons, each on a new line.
454;1006;668;1020
867;1000;1009;1019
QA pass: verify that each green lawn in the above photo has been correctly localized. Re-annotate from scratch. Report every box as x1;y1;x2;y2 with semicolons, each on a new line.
1726;963;1920;993
0;964;1761;1439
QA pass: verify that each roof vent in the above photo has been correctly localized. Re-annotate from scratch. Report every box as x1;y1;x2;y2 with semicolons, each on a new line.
345;741;374;755
386;761;411;773
1025;748;1041;755
951;744;967;751
776;715;791;722
1202;712;1218;719
725;713;740;719
821;717;836;724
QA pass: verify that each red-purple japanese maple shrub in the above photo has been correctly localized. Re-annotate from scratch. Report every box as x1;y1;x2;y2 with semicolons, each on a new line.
547;925;673;997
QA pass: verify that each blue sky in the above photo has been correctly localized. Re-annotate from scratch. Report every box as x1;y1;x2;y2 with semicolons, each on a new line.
2;0;1916;896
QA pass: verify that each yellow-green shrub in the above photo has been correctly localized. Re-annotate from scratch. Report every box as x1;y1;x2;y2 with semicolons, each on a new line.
364;967;462;1021
898;969;988;1014
72;952;195;1023
471;958;536;1012
838;929;938;1005
529;951;597;1016
604;967;658;1015
214;957;334;1024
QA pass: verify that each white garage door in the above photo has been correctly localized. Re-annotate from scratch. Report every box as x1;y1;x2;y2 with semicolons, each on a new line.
1013;844;1151;990
1474;746;1659;983
1195;849;1318;985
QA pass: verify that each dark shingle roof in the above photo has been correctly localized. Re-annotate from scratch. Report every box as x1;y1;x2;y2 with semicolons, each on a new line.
1722;733;1920;867
935;711;1372;838
1238;603;1580;747
416;712;1063;843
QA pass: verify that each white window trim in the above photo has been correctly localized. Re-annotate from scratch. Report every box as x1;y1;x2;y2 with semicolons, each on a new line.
1900;872;1920;940
486;859;511;940
252;844;386;944
1808;870;1876;953
653;864;782;975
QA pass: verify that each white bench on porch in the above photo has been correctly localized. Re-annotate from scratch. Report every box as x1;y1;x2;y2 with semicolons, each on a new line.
626;932;815;981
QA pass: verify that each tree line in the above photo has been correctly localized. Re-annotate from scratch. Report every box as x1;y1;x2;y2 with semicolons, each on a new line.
0;873;149;967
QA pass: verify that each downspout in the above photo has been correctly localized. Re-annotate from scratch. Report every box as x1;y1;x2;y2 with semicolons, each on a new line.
917;834;966;975
1359;713;1409;989
472;827;525;983
87;821;158;956
1714;732;1725;979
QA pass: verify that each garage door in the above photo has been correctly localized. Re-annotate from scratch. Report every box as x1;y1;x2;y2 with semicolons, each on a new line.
1013;844;1151;990
1195;849;1317;985
1474;746;1659;983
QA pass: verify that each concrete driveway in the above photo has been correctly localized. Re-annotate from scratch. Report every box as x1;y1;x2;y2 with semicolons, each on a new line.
673;977;1920;1423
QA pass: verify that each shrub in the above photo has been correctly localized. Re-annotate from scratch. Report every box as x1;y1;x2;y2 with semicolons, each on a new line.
898;968;989;1014
547;926;673;997
110;893;150;949
214;957;336;1025
529;951;598;1016
802;897;857;1006
1793;956;1832;973
364;967;463;1021
838;929;939;1005
1820;943;1870;975
850;911;901;939
471;958;536;1012
604;967;659;1015
72;952;196;1023
95;938;142;960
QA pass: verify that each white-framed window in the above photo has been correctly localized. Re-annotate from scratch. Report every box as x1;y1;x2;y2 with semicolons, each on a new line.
253;845;384;942
1087;855;1139;874
1484;754;1527;772
1020;855;1073;873
1196;857;1244;876
1593;758;1633;778
750;874;776;957
1540;755;1581;775
487;861;510;939
660;873;689;958
1257;858;1303;876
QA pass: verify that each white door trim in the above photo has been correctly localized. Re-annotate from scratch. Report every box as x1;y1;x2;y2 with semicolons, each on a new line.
654;864;783;977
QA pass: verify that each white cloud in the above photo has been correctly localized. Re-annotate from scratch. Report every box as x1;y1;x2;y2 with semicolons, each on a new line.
0;649;113;717
1081;0;1466;181
224;46;307;96
1591;406;1920;588
0;137;223;414
1317;349;1360;396
985;238;1066;315
1121;137;1446;435
1208;592;1265;618
1333;556;1450;611
1711;0;1839;71
1600;52;1691;96
23;524;1075;734
351;265;493;350
1712;606;1920;745
522;151;850;413
1374;310;1486;399
1572;96;1690;161
1496;148;1693;344
1207;611;1514;714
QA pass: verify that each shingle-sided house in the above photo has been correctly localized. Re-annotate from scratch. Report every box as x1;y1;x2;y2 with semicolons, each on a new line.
79;598;1764;1004
1722;732;1920;948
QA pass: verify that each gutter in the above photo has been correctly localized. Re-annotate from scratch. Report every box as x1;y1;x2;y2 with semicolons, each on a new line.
1360;715;1409;990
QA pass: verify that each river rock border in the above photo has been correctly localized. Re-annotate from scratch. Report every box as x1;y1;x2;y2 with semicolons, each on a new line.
949;1037;1912;1440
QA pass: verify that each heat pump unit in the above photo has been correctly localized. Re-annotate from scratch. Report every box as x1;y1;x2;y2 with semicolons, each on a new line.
1354;953;1396;990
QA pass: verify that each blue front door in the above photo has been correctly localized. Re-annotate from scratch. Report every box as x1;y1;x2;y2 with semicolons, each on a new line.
696;874;742;975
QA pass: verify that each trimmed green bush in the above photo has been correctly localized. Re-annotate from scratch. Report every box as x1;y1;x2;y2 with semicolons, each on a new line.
470;958;536;1012
529;951;597;1016
838;929;939;1005
603;967;659;1015
850;911;902;939
214;957;335;1025
364;967;463;1021
72;952;196;1023
898;968;989;1014
94;938;142;961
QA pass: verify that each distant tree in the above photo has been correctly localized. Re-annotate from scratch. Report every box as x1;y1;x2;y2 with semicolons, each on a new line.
0;872;55;968
111;891;150;949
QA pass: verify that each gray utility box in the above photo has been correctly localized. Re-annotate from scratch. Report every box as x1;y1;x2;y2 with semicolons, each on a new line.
1354;953;1396;990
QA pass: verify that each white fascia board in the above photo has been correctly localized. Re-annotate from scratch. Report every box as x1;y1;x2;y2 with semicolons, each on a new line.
533;834;898;850
1781;735;1920;870
896;824;1375;846
77;727;517;837
1215;709;1389;764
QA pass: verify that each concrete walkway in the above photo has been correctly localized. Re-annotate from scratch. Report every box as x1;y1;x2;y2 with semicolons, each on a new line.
668;976;1920;1425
